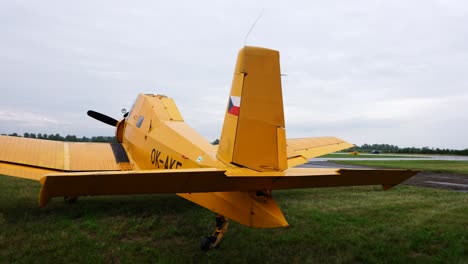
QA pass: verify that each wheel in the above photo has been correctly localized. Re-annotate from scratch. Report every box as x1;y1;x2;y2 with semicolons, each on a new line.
200;236;216;251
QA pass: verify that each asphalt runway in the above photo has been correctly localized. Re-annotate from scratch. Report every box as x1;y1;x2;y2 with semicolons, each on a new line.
303;161;468;193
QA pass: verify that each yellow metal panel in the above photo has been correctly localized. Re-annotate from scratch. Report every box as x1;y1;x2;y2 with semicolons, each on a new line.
287;156;309;168
234;120;278;170
232;47;285;172
225;167;339;177
163;121;222;168
118;162;133;171
178;192;288;228
287;136;353;153
63;143;71;170
126;93;145;126
68;143;122;171
295;143;353;158
0;162;55;181
124;113;221;170
38;167;417;207
276;127;287;171
147;95;171;122
274;168;417;190
163;122;218;156
217;56;246;164
217;114;239;164
39;168;226;206
161;97;184;121
0;135;64;170
286;136;354;167
0;135;128;177
121;94;220;171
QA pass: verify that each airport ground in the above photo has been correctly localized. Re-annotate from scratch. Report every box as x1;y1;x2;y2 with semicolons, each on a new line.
305;161;468;193
0;157;467;263
311;153;468;192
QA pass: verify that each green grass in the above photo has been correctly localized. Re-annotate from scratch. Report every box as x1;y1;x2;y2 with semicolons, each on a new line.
1;175;467;263
319;153;426;159
333;160;468;175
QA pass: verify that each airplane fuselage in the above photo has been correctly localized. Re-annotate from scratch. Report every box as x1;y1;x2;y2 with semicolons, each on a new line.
118;94;224;171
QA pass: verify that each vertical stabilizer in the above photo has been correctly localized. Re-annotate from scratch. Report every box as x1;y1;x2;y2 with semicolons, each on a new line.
217;47;287;172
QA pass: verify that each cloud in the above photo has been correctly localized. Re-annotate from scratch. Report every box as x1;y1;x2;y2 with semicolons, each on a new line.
1;0;468;149
0;110;61;126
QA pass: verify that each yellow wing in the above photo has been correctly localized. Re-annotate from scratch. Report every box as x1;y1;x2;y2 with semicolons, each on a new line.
0;135;132;180
1;135;415;229
287;136;354;167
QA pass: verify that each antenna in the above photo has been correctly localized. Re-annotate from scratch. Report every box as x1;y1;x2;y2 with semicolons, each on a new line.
244;9;264;46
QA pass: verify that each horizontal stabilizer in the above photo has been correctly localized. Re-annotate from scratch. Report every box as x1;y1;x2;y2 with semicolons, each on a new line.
38;167;417;207
226;167;417;190
287;137;354;167
39;168;226;206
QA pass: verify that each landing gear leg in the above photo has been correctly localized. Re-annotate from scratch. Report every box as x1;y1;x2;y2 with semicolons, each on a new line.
200;214;229;251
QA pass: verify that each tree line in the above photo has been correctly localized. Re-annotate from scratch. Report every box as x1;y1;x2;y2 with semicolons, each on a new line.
348;143;468;156
4;133;468;155
3;132;117;143
210;139;468;156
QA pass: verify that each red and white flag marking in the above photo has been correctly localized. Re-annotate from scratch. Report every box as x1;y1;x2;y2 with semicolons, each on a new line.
228;96;241;116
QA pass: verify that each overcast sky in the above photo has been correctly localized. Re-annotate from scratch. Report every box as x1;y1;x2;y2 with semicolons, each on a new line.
1;1;467;149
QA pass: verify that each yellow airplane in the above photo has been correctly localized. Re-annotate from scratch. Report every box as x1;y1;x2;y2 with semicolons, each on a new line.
0;46;417;250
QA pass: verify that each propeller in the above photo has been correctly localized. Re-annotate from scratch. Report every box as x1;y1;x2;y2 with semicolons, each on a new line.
87;110;118;127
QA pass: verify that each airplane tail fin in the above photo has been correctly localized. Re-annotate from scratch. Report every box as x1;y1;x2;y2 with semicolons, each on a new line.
217;47;287;172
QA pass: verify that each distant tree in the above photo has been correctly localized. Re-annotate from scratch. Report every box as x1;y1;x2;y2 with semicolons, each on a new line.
2;132;119;143
90;136;117;143
65;135;78;142
350;143;468;156
53;133;63;141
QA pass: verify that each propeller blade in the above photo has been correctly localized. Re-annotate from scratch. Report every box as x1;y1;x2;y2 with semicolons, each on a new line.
87;110;118;127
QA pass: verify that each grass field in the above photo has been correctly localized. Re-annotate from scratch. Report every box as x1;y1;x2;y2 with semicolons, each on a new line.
319;154;425;159
333;160;468;175
1;175;466;263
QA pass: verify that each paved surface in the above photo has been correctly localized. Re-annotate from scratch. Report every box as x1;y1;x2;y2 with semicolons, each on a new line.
403;172;468;193
303;161;468;193
314;154;468;161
